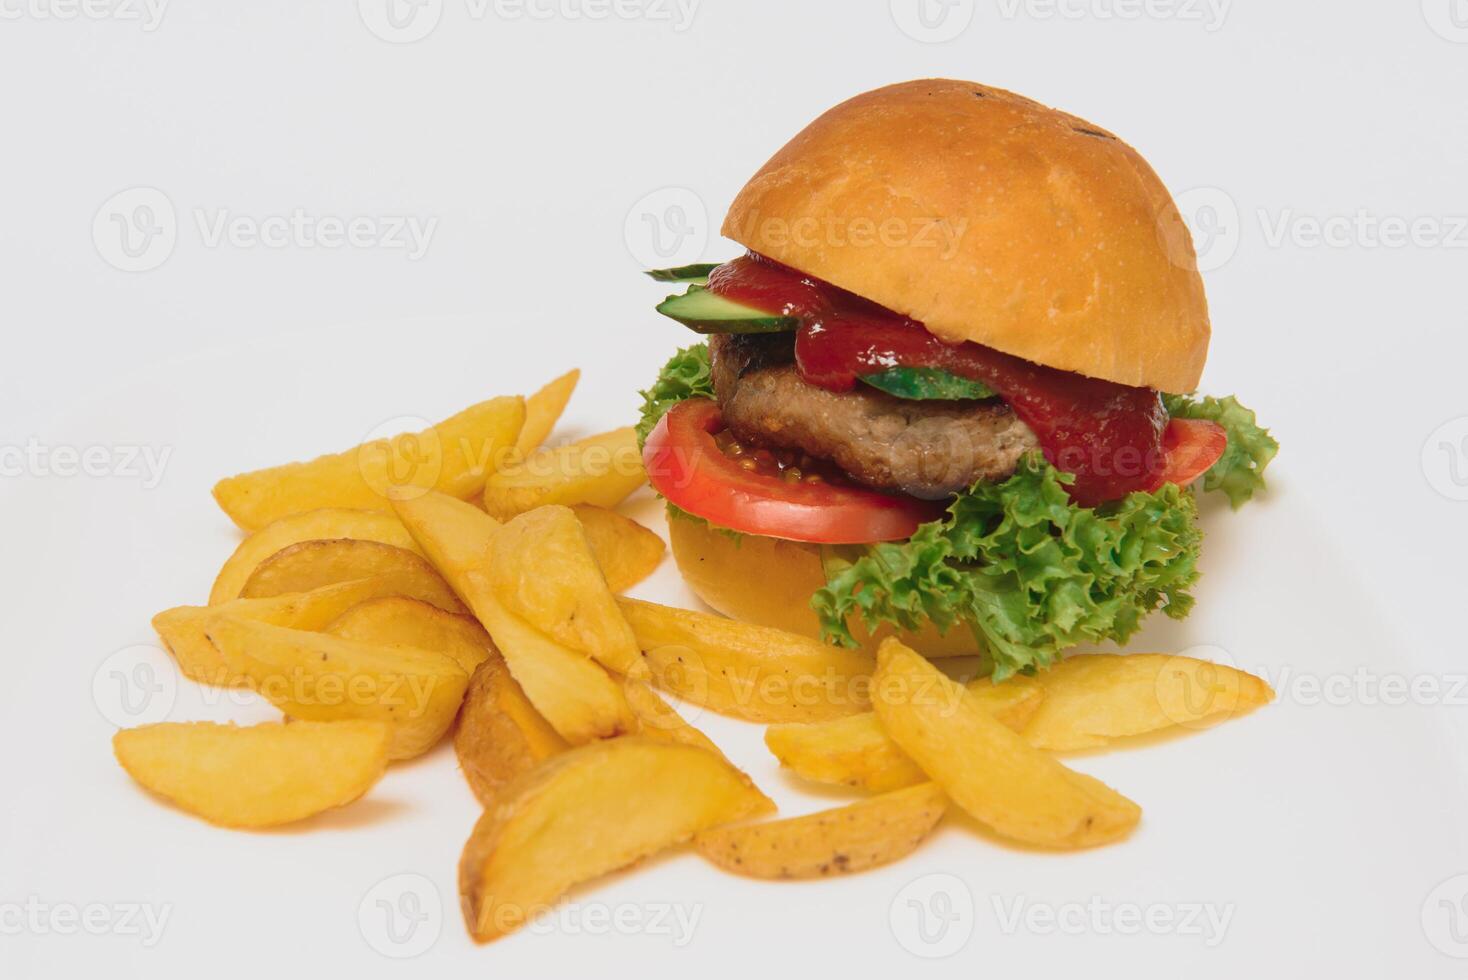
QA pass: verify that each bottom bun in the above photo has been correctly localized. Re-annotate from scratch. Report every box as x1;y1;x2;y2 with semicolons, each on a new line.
667;514;981;659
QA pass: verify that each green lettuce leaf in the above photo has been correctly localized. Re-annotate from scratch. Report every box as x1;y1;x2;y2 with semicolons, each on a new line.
636;342;713;448
1162;393;1279;508
813;457;1203;679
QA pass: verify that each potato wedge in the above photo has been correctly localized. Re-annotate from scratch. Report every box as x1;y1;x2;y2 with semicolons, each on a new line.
486;506;644;677
209;507;420;605
618;598;874;723
113;721;389;828
455;652;568;806
695;782;946;879
459;737;772;942
571;505;665;593
623;680;772;808
213;395;525;531
155;578;406;687
205;616;468;760
384;489;656;594
873;639;1140;849
389;490;635;743
516;369;579;457
482;427;644;521
1021;653;1275;751
325;595;493;675
240;538;467;614
764;675;1045;793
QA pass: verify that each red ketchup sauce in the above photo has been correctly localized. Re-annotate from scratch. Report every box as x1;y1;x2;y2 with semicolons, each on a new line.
706;253;1169;507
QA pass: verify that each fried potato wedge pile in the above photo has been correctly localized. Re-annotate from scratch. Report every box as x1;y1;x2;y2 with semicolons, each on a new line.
118;367;1275;946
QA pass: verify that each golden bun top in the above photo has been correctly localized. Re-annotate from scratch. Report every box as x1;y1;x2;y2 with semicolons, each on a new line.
722;79;1210;393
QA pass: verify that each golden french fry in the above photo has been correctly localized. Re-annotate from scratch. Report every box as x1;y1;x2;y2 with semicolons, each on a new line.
325;595;493;675
695;782;947;879
482;427;644;521
383;490;658;594
618;597;875;723
455;652;568;807
205;615;468;760
1021;653;1275;751
389;490;635;744
209;508;420;605
213;396;525;531
516;369;580;457
485;506;644;677
571;505;666;593
240;538;467;614
459;737;772;943
113;721;389;828
764;675;1044;793
623;680;772;808
873;639;1140;849
155;578;406;687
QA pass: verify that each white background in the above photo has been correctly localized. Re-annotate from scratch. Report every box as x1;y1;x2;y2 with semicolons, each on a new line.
3;2;1467;977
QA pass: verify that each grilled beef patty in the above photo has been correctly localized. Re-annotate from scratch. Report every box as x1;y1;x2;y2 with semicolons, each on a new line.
708;334;1039;499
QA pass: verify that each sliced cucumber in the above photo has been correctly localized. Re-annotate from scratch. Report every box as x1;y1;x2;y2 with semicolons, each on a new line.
860;367;996;401
645;262;721;285
656;286;798;334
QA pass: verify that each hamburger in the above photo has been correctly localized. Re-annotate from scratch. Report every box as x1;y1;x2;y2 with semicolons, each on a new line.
636;80;1277;677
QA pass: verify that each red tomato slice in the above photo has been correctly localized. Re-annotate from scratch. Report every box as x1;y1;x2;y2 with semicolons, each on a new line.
642;399;946;544
1153;418;1228;490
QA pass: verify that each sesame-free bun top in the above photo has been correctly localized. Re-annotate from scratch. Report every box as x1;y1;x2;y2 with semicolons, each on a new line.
722;79;1210;393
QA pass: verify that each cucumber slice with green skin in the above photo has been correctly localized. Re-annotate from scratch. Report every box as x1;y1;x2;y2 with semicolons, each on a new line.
860;367;997;401
656;286;799;334
645;263;721;284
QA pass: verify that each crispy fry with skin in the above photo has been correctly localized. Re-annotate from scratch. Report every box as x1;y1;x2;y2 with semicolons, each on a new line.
205;615;468;760
571;505;665;593
764;675;1044;793
618;597;875;723
155;578;407;687
482;427;644;521
209;508;420;605
240;539;467;614
873;639;1140;849
459;737;772;943
486;506;645;677
214;395;525;530
389;490;635;743
1021;653;1274;751
516;370;580;457
695;782;947;879
325;595;493;675
455;653;568;806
